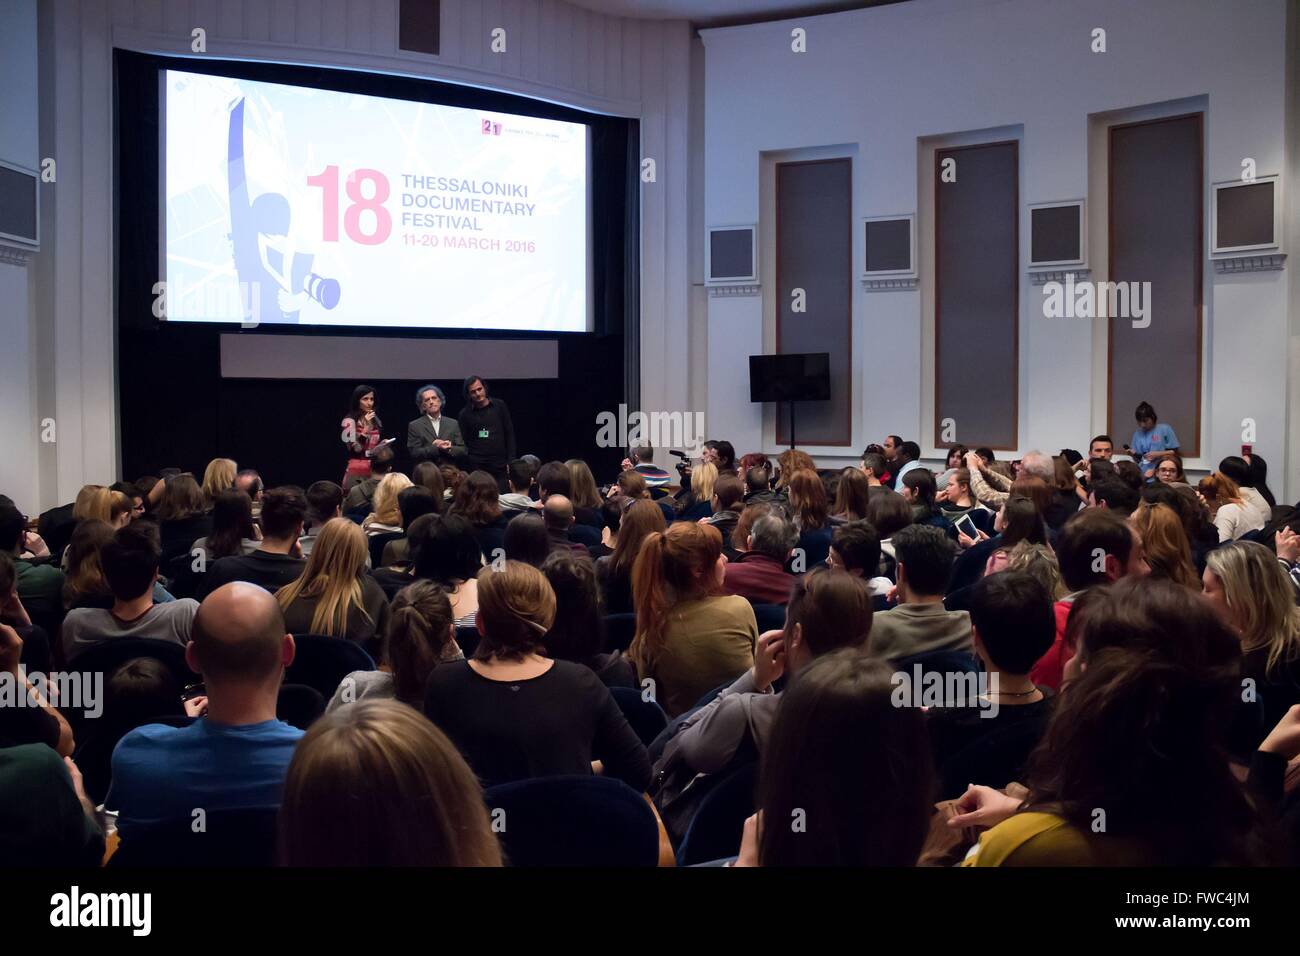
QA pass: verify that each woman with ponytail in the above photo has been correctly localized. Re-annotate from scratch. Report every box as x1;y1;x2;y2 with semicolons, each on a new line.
628;522;757;717
325;579;461;713
424;560;650;790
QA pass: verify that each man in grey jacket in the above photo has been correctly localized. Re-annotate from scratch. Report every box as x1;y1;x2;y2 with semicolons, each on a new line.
407;384;468;467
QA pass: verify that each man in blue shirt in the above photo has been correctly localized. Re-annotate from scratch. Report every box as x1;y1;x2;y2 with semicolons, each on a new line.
106;582;302;841
1128;401;1179;480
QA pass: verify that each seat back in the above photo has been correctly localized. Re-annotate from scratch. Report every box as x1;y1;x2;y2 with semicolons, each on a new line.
603;613;638;653
892;648;981;707
749;603;787;633
368;531;404;570
484;775;659;867
675;761;759;866
108;807;279;867
609;686;668;747
285;635;376;700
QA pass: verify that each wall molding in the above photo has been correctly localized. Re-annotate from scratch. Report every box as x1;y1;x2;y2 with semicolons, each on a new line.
1211;253;1287;273
1029;268;1091;286
0;244;34;266
861;275;918;291
707;283;760;297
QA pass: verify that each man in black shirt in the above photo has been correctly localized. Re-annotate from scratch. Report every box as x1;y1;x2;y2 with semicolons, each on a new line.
458;375;516;492
200;487;308;598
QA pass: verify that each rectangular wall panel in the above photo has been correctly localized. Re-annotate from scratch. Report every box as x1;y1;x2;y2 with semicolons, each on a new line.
1108;114;1202;456
775;158;852;446
935;141;1019;450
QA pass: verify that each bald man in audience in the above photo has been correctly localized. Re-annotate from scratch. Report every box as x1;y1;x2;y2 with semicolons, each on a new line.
105;582;303;842
542;495;588;556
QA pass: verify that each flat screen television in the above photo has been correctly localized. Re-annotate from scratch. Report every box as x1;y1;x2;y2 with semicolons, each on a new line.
749;353;831;403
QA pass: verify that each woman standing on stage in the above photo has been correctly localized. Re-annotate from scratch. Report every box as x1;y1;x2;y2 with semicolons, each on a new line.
342;385;384;491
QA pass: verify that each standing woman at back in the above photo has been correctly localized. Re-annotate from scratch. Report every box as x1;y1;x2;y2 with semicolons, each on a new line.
342;385;384;492
628;522;757;717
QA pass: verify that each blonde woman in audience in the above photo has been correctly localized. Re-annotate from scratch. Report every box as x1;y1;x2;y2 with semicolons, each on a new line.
1204;541;1300;734
675;461;718;522
1130;502;1200;590
276;518;390;651
279;699;501;866
201;458;238;504
326;580;462;713
984;541;1067;600
629;522;757;717
363;472;413;534
108;491;134;529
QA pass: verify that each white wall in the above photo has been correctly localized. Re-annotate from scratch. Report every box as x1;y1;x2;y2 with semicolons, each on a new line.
701;0;1295;498
0;0;41;515
27;0;696;510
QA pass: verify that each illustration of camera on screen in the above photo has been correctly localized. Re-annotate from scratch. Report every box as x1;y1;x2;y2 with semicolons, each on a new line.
227;97;341;324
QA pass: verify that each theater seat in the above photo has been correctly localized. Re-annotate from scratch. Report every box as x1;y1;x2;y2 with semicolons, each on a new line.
675;761;759;867
285;635;376;700
609;686;668;747
603;613;637;653
108;807;279;867
484;775;659;867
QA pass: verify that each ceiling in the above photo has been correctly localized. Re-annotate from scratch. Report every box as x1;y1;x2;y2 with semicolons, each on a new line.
566;0;905;29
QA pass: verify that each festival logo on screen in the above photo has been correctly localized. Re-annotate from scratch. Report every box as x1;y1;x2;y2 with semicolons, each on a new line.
481;118;502;135
227;97;342;324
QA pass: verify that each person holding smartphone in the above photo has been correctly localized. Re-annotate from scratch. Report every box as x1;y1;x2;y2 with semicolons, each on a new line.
1127;401;1179;481
341;385;384;492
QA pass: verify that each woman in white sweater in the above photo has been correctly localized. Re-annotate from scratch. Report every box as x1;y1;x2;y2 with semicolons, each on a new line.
1200;472;1265;542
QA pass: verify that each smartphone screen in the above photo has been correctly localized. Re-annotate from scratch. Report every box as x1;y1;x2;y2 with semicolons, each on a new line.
954;514;977;538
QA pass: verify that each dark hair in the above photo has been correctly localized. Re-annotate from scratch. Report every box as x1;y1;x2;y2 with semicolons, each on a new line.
1134;401;1156;424
502;512;550;567
387;580;456;706
1024;577;1264;865
507;458;537;493
414;514;483;585
1217;456;1251;488
101;523;162;601
901;468;937;511
891;524;955;596
306;481;344;524
866;490;912;540
107;657;182;727
535;461;571;498
600;498;623;533
968;571;1056;674
758;651;932;865
451;471;503;526
1247;454;1276;508
831;520;881;575
713;475;745;512
541;550;605;665
397;486;441;530
370;445;396;476
887;435;904;449
259;486;309;539
975;447;995;463
1112;460;1142;491
744;466;770;494
235;469;263;499
0;504;25;552
462;375;486;402
208;490;256;560
349;384;381;431
1089;435;1113;453
411;462;446;510
1090;478;1139;517
0;552;13;597
706;440;736;472
1089;458;1116;484
1001;496;1048;547
1055;508;1134;591
899;440;921;463
785;568;873;657
860;452;887;478
832;469;871;521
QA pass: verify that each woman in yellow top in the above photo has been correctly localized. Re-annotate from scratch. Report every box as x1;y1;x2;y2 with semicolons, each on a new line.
952;577;1271;866
628;522;757;718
